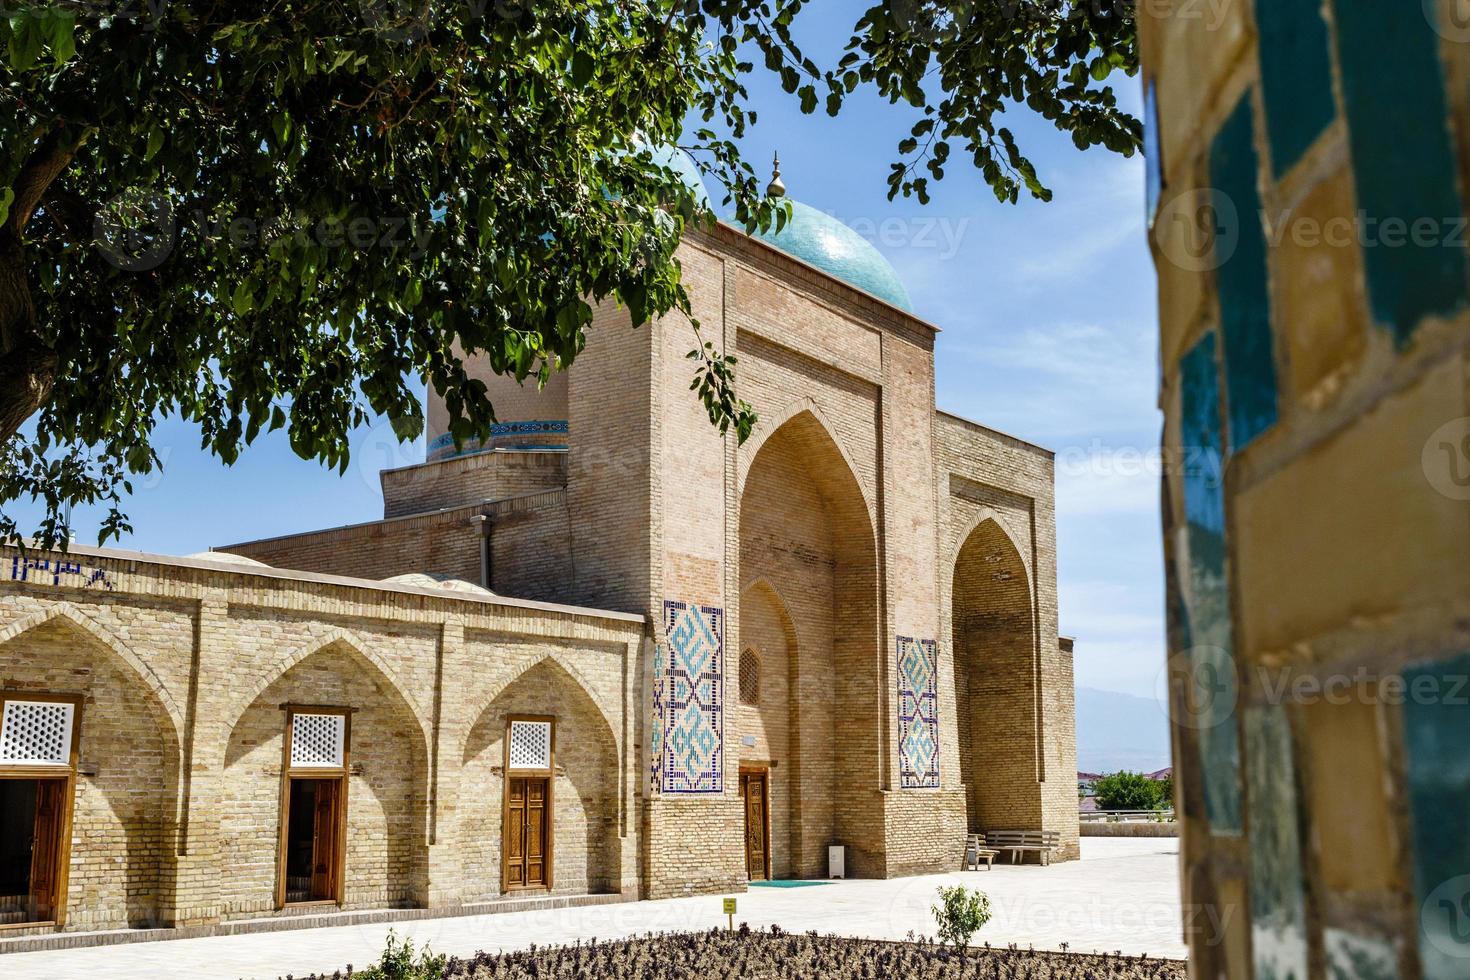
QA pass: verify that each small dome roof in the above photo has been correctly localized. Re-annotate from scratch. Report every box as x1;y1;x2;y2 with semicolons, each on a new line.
190;551;271;568
382;572;496;597
754;199;913;311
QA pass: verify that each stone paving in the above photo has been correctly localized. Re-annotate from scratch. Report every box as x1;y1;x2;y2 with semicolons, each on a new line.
2;838;1184;979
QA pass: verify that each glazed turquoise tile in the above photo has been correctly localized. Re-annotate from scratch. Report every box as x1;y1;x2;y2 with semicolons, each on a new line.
1145;81;1163;225
1324;928;1399;980
1402;653;1470;980
755;198;912;310
1334;0;1468;342
1209;96;1278;451
1253;0;1336;176
1178;334;1242;833
1245;704;1308;980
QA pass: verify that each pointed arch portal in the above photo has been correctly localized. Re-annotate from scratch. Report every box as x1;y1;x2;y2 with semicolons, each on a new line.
738;408;881;878
951;517;1041;831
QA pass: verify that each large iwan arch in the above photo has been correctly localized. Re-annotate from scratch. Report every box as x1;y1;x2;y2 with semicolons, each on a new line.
738;409;883;877
951;516;1041;831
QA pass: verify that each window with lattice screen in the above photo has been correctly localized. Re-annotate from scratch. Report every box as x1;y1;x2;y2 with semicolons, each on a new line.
290;712;346;768
0;699;75;766
738;648;760;706
507;720;552;770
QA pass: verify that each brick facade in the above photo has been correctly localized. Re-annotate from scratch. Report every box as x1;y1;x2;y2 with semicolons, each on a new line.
0;548;642;937
1;214;1072;940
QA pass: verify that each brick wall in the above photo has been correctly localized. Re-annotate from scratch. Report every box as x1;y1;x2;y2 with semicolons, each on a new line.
221;507;483;585
0;545;643;937
381;451;566;518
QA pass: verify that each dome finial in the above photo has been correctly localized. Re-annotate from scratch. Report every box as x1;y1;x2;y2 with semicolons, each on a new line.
766;151;786;199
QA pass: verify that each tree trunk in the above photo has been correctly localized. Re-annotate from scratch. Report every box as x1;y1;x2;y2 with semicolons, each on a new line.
0;127;85;442
0;240;56;442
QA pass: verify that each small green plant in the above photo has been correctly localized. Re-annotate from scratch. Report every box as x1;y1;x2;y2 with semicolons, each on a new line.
354;930;447;980
931;884;992;948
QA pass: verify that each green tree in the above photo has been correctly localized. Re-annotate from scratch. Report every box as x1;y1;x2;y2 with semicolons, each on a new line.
1093;770;1165;811
1;1;1139;547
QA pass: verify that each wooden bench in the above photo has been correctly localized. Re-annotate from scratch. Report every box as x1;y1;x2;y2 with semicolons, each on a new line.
984;829;1062;866
962;833;998;871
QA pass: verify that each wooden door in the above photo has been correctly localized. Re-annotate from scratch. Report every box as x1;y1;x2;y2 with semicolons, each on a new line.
29;780;64;921
741;772;769;881
504;777;550;890
524;778;548;887
311;779;342;902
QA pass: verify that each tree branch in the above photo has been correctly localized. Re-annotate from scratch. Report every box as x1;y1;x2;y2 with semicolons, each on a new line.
3;125;90;245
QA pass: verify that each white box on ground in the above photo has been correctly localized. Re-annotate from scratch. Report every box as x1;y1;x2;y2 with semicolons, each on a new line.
828;844;845;879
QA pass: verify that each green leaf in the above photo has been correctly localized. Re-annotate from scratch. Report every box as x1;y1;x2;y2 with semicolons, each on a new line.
571;50;594;87
231;281;255;314
49;12;76;64
0;187;12;228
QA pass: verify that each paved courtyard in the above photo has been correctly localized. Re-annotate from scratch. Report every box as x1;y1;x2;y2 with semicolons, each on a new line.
2;838;1183;979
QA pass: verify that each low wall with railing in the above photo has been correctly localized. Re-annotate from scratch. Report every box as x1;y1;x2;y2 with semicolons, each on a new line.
1079;810;1179;838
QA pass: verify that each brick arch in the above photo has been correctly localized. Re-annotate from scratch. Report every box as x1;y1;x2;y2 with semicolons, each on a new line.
737;397;876;525
947;509;1034;591
457;652;623;897
739;576;800;668
951;514;1041;831
739;403;883;875
458;652;619;765
227;628;431;748
0;602;185;743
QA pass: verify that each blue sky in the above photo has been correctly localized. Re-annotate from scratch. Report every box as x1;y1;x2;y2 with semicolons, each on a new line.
27;6;1164;699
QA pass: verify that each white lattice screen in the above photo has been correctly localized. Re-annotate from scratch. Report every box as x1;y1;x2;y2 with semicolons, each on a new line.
290;713;346;768
0;700;75;766
507;720;552;770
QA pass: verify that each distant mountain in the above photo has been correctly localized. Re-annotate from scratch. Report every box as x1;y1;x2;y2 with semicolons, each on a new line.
1075;686;1172;774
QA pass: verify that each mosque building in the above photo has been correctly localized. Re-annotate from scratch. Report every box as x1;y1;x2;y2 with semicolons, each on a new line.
0;156;1075;942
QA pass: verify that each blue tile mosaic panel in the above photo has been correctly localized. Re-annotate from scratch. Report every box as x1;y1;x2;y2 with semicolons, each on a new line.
1401;652;1470;979
658;601;724;794
1334;0;1468;341
1254;0;1336;177
427;419;570;460
898;636;939;789
1210;96;1279;451
1178;333;1242;833
1245;704;1308;980
649;652;665;794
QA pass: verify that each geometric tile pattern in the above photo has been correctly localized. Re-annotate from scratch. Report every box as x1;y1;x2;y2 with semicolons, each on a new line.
508;719;552;770
0;700;74;766
289;712;345;768
650;652;665;793
658;600;724;794
427;420;571;460
897;636;939;789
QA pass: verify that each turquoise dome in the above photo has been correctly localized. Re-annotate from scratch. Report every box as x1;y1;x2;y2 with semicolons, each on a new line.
755;199;912;311
640;143;712;211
